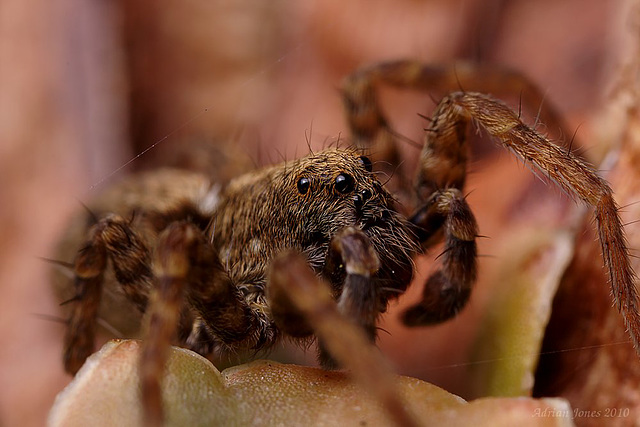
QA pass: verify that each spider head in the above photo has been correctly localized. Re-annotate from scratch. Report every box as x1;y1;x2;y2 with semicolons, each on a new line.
285;149;419;298
213;148;418;300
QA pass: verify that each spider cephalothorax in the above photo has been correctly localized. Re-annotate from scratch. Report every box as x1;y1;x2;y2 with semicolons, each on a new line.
55;59;640;426
211;149;418;308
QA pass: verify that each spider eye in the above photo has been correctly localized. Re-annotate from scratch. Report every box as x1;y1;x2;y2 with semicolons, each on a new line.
359;156;372;172
297;177;310;194
335;173;354;194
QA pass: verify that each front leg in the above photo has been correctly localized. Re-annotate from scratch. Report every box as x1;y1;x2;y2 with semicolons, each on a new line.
341;61;482;327
411;91;640;357
141;221;268;427
322;227;381;366
404;189;478;325
403;93;479;325
63;214;267;426
268;251;419;427
267;227;381;367
326;227;381;341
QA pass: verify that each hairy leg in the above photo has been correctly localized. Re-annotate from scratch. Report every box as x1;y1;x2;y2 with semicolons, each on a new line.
268;252;419;427
64;214;152;374
141;221;264;426
326;227;381;339
407;90;637;341
341;59;570;161
322;227;381;366
63;214;269;426
341;60;639;351
443;91;640;353
406;85;639;351
268;227;382;367
343;60;482;325
404;189;478;325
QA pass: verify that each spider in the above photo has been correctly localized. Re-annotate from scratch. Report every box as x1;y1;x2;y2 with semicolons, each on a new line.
54;59;640;425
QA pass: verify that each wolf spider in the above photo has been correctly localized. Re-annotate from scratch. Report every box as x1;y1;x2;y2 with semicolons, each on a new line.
56;59;640;425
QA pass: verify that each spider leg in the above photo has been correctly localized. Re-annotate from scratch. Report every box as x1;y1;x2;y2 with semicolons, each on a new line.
267;227;381;367
344;60;640;353
64;246;104;375
341;59;571;197
443;91;640;354
342;59;570;145
343;61;481;327
266;272;313;339
404;189;478;325
64;214;152;374
321;227;381;366
268;252;419;427
141;220;263;427
399;90;480;325
65;214;267;426
328;227;381;339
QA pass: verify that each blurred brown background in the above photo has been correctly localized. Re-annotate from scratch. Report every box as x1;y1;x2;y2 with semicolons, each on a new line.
1;0;638;426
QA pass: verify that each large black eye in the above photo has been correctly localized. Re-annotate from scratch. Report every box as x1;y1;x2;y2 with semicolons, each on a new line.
335;173;354;194
359;155;372;172
297;177;310;194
